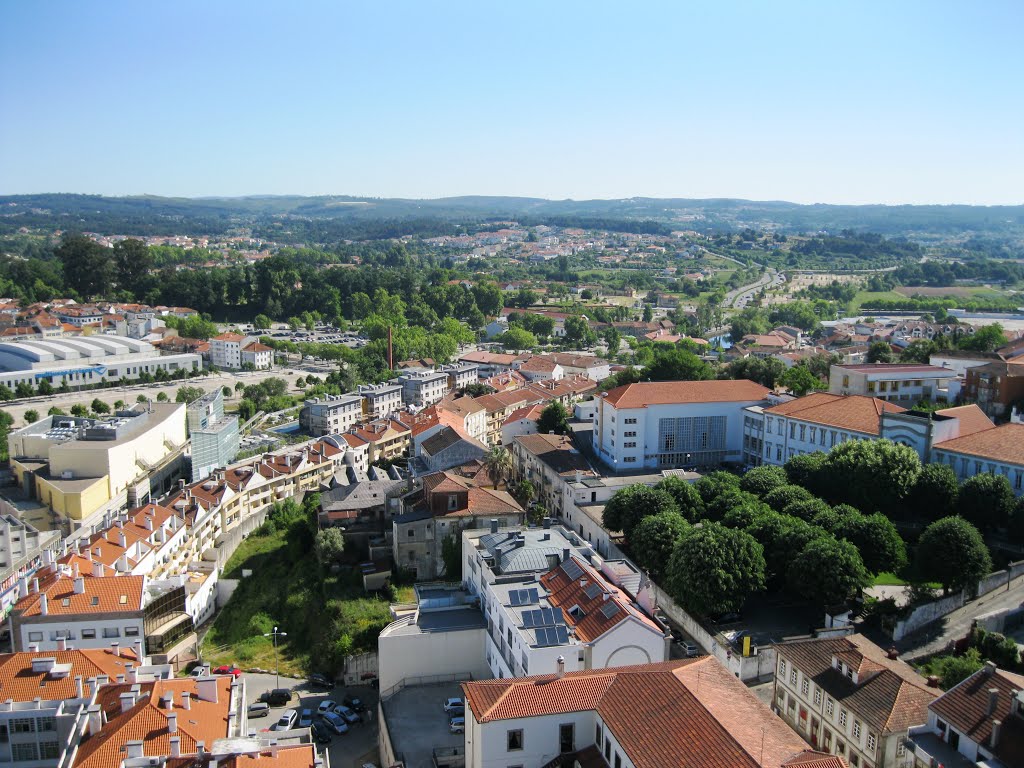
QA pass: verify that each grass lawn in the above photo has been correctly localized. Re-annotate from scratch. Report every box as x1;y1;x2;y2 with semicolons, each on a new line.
849;290;907;312
872;572;910;586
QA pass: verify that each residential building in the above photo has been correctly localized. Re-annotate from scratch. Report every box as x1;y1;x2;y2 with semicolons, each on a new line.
459;350;520;376
461;523;667;681
240;340;273;369
961;359;1024;418
525;373;598;407
906;662;1024;768
8;403;188;532
463;657;846;768
500;403;545;445
0;336;202;392
418;426;488;474
299;394;364;436
0;645;174;768
592;380;770;470
516;356;564;382
187;389;239;482
0;515;60;619
320;464;408;532
743;393;906;467
773;634;936;768
210;332;245;370
358;382;404;420
399;368;450;407
439;362;481;391
393;468;525;579
476;389;548;446
511;433;598;517
931;423;1024;495
877;404;994;462
828;364;955;405
345;417;412;465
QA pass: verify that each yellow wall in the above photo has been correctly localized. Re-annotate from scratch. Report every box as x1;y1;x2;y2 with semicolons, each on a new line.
35;475;110;521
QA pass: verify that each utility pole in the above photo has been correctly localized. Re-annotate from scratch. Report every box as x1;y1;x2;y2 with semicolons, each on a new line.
263;626;287;690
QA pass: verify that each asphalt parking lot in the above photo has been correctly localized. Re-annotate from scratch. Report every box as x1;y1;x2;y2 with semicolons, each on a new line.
245;672;379;768
380;682;465;768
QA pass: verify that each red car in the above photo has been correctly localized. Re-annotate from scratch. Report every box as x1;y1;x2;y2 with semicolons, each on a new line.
213;665;243;678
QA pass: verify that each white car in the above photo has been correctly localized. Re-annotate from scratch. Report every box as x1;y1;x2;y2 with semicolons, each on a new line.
317;700;337;715
443;697;463;713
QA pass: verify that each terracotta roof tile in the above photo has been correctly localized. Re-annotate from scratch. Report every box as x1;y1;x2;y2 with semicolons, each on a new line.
0;648;143;702
603;380;769;409
764;393;905;435
929;665;1024;760
935;404;995;437
934;422;1024;465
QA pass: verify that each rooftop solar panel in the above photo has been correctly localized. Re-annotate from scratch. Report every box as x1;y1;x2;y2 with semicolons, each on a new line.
562;559;584;580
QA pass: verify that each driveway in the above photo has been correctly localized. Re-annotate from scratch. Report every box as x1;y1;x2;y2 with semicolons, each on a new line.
244;672;379;768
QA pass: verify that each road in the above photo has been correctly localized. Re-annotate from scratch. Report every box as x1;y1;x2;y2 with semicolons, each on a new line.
896;573;1024;661
723;267;784;309
1;368;313;426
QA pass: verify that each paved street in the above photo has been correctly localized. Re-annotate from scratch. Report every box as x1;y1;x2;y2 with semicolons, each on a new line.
243;672;379;768
896;573;1024;660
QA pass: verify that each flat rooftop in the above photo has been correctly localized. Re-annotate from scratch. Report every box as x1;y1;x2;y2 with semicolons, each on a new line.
381;682;468;768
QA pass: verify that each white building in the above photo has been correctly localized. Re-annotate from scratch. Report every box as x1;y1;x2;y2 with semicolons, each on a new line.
0;517;60;619
592;380;770;470
439;362;480;391
828;363;955;405
930;423;1024;495
358;382;404;420
399;369;450;408
462;656;841;768
210;333;245;370
240;341;273;369
299;394;364;436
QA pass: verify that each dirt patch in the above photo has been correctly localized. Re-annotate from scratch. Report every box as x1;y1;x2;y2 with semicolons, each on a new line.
895;285;982;298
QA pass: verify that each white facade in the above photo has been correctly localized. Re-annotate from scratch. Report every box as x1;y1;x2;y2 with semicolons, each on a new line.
210;335;244;370
743;406;876;467
440;362;481;390
358;383;403;420
399;370;450;407
828;364;955;404
300;395;363;436
240;343;273;369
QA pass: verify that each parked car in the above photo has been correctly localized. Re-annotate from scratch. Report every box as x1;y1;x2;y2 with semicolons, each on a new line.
710;611;742;625
449;716;465;734
342;694;364;712
447;705;465;717
334;705;359;725
213;664;242;678
258;689;293;707
443;697;463;713
317;700;337;715
247;702;270;718
272;709;298;731
298;709;314;728
321;712;349;734
681;641;699;658
311;721;332;744
190;666;210;677
308;673;333;689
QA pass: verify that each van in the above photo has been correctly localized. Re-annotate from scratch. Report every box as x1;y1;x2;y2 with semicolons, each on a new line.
449;716;465;734
247;702;270;718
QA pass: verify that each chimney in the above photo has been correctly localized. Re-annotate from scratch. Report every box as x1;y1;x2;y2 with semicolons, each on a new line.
603;592;610;601
111;642;120;657
162;690;175;710
73;577;85;594
196;676;218;704
134;639;145;663
92;561;105;578
117;674;126;683
18;576;27;599
991;719;1002;749
170;736;181;758
490;518;498;534
28;643;39;653
144;516;153;531
125;741;144;759
127;665;137;684
87;705;104;735
31;578;39;593
556;656;565;678
39;593;48;616
580;578;587;589
120;691;136;713
167;711;178;734
196;741;205;755
542;517;551;529
988;688;1000;715
57;637;67;651
182;691;191;710
73;561;80;578
886;646;899;660
75;675;84;698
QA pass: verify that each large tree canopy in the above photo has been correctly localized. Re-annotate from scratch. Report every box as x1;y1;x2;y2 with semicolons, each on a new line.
666;524;766;616
602;485;679;538
915;516;992;593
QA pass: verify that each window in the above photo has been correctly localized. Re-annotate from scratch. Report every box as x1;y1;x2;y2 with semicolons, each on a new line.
826;698;834;716
790;668;797;685
896;742;905;757
839;709;847;727
801;678;809;696
849;754;859;767
799;425;806;441
12;718;36;733
559;723;575;753
81;628;96;639
408;529;415;537
36;716;56;732
12;743;38;761
507;729;523;751
28;631;43;642
623;457;637;463
779;659;787;676
614;754;622;768
624;442;636;448
813;689;821;706
604;739;611;760
866;733;876;752
40;742;61;759
852;720;861;740
596;723;603;747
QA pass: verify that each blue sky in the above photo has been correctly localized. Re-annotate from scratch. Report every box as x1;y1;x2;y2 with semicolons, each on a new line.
1;1;1021;204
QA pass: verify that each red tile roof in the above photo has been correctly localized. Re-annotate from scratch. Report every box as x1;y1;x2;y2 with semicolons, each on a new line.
213;332;245;341
603;380;770;409
13;571;145;617
929;664;1024;762
764;393;905;435
834;364;952;375
0;647;143;701
935;404;994;438
464;658;842;768
934;422;1024;465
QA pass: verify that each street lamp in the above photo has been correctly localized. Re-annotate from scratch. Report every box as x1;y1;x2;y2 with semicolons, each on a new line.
263;626;287;690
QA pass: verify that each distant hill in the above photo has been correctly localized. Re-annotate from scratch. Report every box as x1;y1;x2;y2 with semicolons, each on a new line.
2;193;1023;241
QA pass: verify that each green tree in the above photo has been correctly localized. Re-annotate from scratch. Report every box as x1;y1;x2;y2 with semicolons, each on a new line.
536;401;570;436
24;409;39;424
112;238;153;294
787;537;869;606
779;364;826;396
836;512;908;574
564;315;597;347
739;466;789;497
655;476;705;522
693;471;741;505
314;528;346;569
71;403;89;417
915;516;992;594
175;386;206;404
931;648;984;690
36;379;54;396
500;327;537;351
745;512;823;589
510;480;536;509
441;532;462;579
960;324;1007;352
823;440;921;516
957;473;1015;532
603;485;679;538
602;327;622;356
644;345;714;381
763;484;814;513
15;382;34;398
783;452;829;494
1009;496;1024;545
56;234;114;299
911;463;960;521
47;406;66;416
254;314;273;331
90;399;110;414
866;341;895;364
783;498;832;523
156;392;169;402
483;445;512;490
666;524;766;616
629;511;690;578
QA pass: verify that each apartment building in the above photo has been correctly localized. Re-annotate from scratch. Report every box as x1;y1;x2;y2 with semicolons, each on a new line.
8;403;187;532
240;340;273;369
358;382;404;419
346;417;412;465
931;423;1024;495
399;368;450;408
187;389;239;482
439;361;480;390
210;332;245;369
462;657;845;768
592;380;770;470
742;393;906;467
299;394;364;436
543;352;611;381
476;389;548;445
0;515;60;619
773;634;936;768
828;364;955;405
906;662;1024;768
437;396;488;443
511;433;599;518
961;359;1024;417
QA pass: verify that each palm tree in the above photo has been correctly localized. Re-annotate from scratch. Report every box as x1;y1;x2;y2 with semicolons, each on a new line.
483;446;513;490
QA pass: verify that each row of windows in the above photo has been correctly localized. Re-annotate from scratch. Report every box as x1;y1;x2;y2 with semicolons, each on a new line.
26;625;138;643
779;659;877;754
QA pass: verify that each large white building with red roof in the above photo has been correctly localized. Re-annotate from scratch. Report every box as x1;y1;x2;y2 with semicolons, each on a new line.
592;380;771;470
828;363;955;405
462;657;847;768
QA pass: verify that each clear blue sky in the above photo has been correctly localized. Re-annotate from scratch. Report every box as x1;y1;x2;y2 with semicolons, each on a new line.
1;1;1021;204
